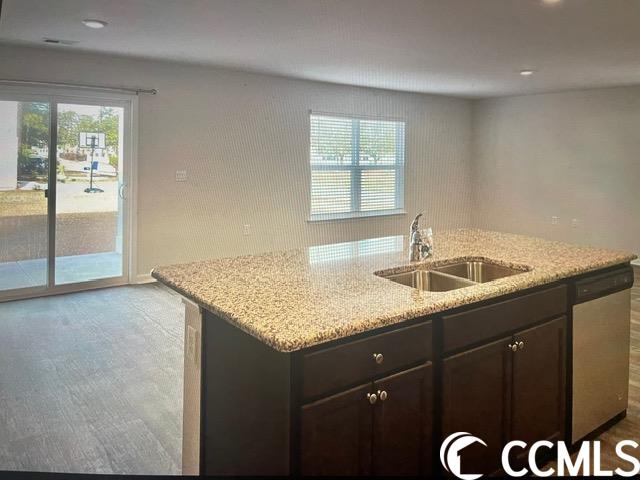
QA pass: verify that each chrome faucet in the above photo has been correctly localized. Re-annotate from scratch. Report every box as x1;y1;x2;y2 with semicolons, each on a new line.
409;212;432;262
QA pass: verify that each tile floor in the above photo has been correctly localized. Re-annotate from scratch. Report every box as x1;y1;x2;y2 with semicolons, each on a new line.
0;284;183;474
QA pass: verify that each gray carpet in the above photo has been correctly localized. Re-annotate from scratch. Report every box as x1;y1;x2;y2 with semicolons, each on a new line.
0;284;184;474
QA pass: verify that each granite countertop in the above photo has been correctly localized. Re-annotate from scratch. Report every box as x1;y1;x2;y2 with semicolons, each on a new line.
151;229;636;352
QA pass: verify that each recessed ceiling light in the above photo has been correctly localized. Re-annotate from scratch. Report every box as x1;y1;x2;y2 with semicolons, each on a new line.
541;0;563;5
519;69;535;76
82;19;108;29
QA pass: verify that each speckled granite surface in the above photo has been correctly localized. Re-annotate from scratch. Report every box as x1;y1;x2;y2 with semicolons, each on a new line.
152;229;636;352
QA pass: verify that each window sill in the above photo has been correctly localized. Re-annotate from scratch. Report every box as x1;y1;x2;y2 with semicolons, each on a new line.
308;209;406;223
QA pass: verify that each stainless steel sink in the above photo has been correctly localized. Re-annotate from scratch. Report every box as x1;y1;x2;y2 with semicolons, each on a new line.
432;261;526;283
379;270;476;292
377;259;529;292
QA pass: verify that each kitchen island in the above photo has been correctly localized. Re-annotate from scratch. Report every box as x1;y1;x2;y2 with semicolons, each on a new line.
152;229;636;476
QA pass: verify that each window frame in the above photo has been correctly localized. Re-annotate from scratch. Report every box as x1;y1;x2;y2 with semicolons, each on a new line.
307;111;406;222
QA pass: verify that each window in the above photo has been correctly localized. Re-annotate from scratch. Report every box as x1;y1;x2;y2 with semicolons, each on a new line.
309;113;405;220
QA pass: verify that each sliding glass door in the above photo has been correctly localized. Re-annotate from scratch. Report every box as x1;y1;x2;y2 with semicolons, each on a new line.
0;99;50;292
55;102;126;285
0;91;131;300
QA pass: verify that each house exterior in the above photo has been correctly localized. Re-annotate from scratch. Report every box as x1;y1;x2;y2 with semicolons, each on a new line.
0;101;18;191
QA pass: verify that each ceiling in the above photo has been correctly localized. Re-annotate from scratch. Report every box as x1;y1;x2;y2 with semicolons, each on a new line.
1;0;640;98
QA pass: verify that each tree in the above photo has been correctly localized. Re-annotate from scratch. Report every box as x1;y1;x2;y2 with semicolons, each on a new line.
57;106;120;158
19;102;49;149
57;110;80;148
360;121;397;165
18;103;122;177
17;102;49;178
77;114;99;137
98;107;119;153
311;116;352;165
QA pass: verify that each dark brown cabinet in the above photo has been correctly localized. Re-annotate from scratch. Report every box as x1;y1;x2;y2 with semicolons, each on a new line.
301;383;373;476
442;317;566;475
511;317;566;455
442;337;512;475
301;363;433;476
188;281;580;477
373;363;433;476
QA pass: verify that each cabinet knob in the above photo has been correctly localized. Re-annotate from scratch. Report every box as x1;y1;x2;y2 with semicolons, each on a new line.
377;390;388;402
509;343;518;352
372;353;384;365
367;393;377;405
518;341;525;350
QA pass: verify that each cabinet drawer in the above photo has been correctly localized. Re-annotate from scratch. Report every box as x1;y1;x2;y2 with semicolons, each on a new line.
301;321;432;400
442;285;567;354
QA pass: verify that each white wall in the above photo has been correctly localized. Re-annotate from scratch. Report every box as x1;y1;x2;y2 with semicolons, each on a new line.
472;87;640;255
0;101;18;191
0;44;473;274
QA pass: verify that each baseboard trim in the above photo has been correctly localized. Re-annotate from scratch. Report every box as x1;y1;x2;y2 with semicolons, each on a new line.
134;273;156;284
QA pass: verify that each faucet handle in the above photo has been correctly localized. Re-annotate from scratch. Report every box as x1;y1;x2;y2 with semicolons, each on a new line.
410;212;423;232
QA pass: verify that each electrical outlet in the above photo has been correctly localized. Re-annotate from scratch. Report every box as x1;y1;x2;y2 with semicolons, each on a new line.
243;224;251;236
551;216;559;225
175;170;187;182
571;218;579;228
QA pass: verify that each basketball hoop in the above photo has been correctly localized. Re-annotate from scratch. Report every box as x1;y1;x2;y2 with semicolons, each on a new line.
79;132;106;149
79;132;106;193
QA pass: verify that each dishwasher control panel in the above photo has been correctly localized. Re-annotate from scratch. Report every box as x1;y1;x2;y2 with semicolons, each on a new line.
574;266;634;303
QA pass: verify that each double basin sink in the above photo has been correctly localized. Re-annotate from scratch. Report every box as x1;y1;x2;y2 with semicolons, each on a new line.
377;260;530;292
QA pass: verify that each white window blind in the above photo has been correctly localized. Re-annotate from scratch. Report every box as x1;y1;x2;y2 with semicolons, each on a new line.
309;114;405;220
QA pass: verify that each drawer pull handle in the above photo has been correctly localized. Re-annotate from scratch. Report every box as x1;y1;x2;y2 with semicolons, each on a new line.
518;341;525;350
508;343;518;352
372;353;384;365
377;390;388;402
367;393;377;405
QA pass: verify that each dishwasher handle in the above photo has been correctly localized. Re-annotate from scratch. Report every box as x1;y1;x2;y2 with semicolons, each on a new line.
574;266;634;303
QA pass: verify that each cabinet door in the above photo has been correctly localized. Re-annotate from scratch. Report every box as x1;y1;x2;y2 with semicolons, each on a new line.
372;363;433;476
512;317;566;448
442;337;512;475
300;383;373;475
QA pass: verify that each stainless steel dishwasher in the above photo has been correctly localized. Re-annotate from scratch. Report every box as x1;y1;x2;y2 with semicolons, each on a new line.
571;266;634;444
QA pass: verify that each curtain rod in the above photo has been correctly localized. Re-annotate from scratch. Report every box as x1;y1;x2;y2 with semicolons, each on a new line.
0;79;157;95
